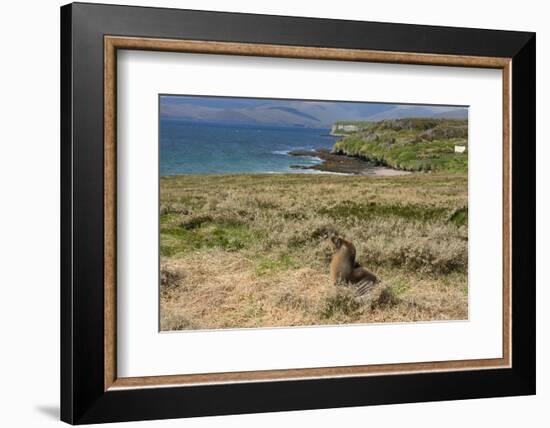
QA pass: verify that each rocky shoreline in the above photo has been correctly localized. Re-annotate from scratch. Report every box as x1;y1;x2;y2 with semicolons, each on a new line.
288;149;410;176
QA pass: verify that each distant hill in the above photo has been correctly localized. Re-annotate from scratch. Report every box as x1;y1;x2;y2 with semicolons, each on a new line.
365;106;468;121
160;96;468;128
432;109;469;119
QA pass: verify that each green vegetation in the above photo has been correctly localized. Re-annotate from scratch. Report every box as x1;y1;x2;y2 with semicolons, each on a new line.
332;118;468;172
160;218;262;256
449;207;468;227
255;253;297;276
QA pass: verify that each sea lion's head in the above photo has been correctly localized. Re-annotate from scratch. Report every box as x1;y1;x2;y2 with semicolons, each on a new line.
328;234;344;250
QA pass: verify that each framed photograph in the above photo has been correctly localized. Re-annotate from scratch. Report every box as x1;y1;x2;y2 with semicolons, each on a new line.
60;2;535;424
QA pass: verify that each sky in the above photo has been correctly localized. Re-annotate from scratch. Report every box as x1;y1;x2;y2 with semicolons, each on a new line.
160;95;467;128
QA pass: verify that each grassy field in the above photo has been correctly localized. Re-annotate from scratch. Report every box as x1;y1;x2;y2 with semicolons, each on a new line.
159;172;468;331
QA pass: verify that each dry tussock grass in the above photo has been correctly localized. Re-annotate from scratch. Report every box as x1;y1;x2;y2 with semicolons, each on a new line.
160;173;468;331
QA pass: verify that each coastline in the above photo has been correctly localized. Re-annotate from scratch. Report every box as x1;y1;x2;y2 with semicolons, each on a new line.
159;149;411;177
288;148;410;176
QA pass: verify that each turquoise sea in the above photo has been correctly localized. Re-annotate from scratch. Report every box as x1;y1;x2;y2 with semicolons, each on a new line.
160;120;337;176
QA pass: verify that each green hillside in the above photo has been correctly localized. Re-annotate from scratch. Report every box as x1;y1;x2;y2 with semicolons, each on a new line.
332;118;468;172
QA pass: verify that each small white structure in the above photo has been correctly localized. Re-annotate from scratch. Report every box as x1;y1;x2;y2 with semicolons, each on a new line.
332;124;360;133
454;145;466;154
340;124;359;132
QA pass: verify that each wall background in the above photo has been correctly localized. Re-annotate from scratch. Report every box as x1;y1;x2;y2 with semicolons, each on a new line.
0;0;545;426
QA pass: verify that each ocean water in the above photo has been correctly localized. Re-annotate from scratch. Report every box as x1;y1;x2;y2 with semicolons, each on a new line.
160;120;337;176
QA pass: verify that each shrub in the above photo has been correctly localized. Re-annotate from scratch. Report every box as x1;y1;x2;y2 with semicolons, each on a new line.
319;287;361;319
160;311;196;331
371;286;400;309
160;264;184;293
179;215;213;230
